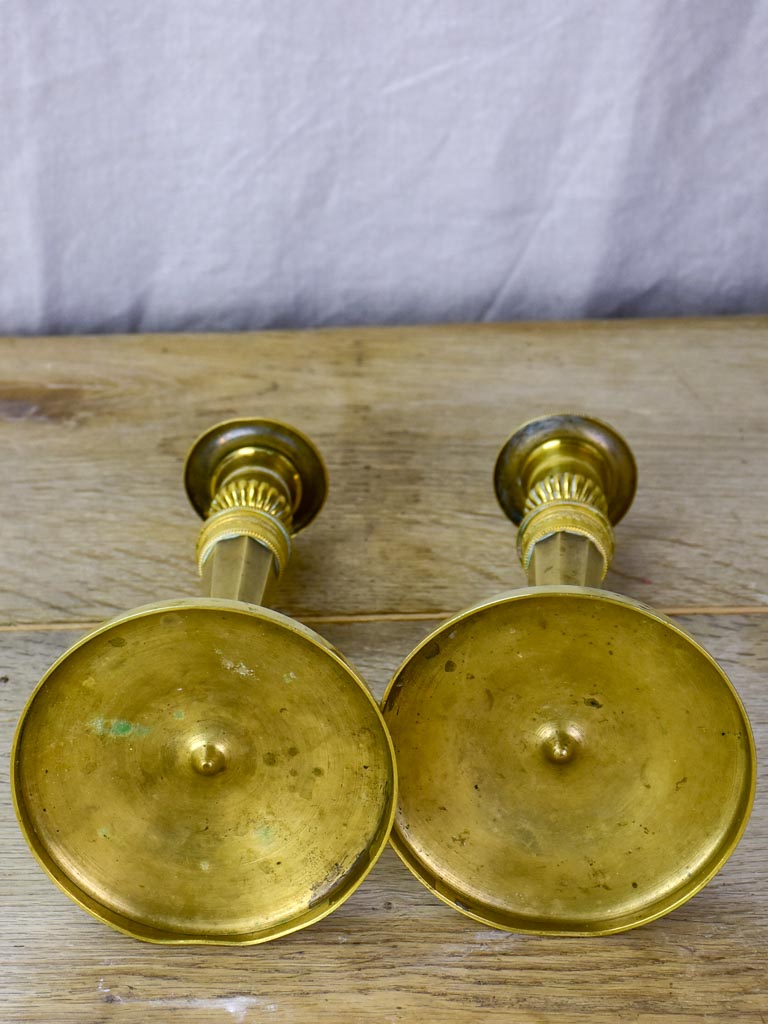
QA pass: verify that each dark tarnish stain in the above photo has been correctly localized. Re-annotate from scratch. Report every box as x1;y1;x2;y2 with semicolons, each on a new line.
0;675;9;684
287;746;299;758
451;829;470;847
312;767;324;777
423;640;441;660
108;637;127;648
0;385;89;423
382;685;400;715
309;860;346;905
584;697;603;708
675;777;688;791
263;752;277;766
444;660;456;673
309;851;370;909
484;688;494;710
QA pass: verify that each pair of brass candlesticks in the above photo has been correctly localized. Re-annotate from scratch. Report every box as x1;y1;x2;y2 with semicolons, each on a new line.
12;415;755;944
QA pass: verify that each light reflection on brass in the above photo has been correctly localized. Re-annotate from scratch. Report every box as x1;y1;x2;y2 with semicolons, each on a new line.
12;419;396;945
382;414;755;936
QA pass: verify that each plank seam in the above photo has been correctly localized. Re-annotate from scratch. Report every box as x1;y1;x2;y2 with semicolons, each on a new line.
0;606;766;632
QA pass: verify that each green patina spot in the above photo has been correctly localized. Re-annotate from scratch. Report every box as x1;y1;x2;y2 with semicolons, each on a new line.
173;710;185;720
90;718;150;738
254;825;272;842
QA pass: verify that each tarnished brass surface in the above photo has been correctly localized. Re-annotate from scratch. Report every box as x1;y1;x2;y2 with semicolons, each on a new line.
527;532;605;588
187;419;328;599
202;535;277;606
12;420;396;944
185;418;327;531
495;413;636;585
383;414;755;935
493;413;637;526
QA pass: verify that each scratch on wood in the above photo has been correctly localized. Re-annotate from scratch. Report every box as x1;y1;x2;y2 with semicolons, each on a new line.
98;979;274;1020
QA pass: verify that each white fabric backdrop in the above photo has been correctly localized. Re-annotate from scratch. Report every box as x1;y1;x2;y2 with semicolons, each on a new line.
1;2;767;335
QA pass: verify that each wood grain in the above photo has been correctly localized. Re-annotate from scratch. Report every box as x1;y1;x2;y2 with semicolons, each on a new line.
2;616;766;1023
0;319;766;625
2;321;767;1023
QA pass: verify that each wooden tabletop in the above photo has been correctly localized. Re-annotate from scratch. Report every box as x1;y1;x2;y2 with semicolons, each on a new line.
2;319;766;1023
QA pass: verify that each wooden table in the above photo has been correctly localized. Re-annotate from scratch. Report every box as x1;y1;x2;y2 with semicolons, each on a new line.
2;319;766;1022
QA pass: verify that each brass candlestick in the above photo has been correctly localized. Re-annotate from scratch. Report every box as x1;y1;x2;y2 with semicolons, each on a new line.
12;419;396;944
382;414;754;935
